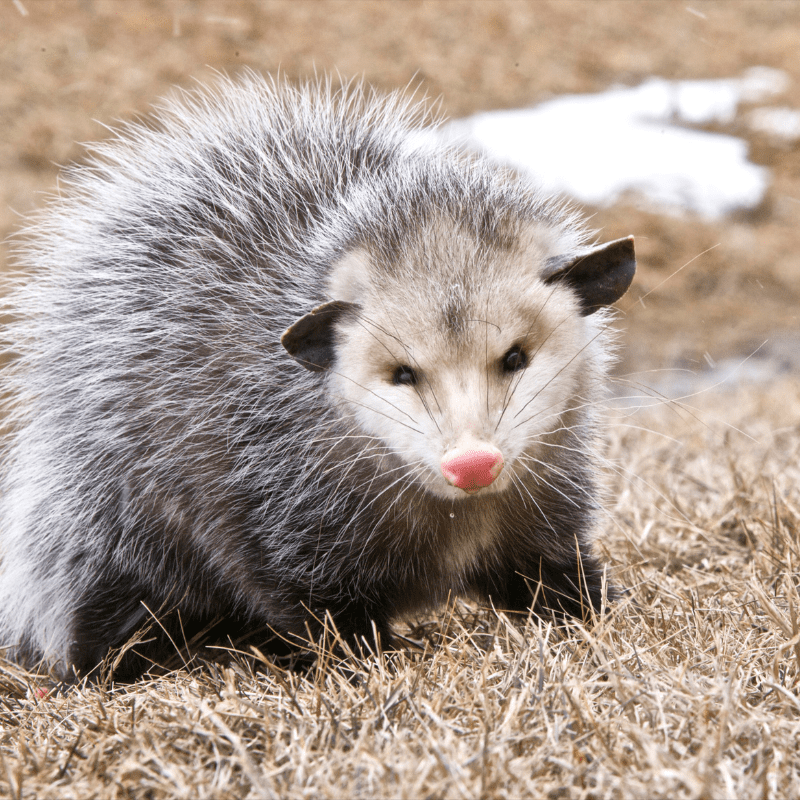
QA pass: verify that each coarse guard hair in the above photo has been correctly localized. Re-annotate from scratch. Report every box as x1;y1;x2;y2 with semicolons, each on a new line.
0;72;635;679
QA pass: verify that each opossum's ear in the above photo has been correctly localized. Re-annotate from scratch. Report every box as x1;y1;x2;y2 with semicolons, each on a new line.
542;236;636;316
281;300;358;372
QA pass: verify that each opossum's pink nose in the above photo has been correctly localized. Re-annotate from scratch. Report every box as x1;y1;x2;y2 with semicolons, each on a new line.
441;447;504;493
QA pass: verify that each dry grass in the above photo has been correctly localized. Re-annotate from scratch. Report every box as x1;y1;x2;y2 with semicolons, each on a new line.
3;4;800;797
0;378;798;799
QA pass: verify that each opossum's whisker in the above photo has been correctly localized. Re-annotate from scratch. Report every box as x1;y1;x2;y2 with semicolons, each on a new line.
608;375;715;410
483;307;491;423
512;392;600;434
496;309;575;431
411;383;441;435
605;423;685;446
344;468;417;530
515;457;597;520
316;449;383;479
329;393;424;434
612;366;699;380
464;317;501;334
496;281;567;423
326;365;423;430
327;448;419;484
358;311;442;433
507;470;560;537
606;384;759;445
328;468;422;559
511;321;613;426
386;341;444;430
351;312;414;359
361;472;424;542
460;313;498;426
533;438;694;525
622;243;720;315
518;454;634;537
611;344;767;441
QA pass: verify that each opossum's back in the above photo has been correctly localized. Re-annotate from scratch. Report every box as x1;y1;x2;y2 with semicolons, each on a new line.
61;75;428;263
4;76;435;466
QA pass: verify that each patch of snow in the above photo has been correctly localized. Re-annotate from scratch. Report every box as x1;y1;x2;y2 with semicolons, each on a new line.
747;107;800;141
611;333;800;404
439;67;792;220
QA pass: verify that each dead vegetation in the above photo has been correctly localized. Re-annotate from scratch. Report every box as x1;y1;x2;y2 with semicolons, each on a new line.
2;3;800;797
0;379;797;800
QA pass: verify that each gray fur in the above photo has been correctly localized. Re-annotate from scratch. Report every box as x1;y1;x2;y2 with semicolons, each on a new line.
0;73;634;678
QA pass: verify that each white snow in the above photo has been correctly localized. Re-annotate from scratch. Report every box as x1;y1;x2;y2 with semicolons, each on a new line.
747;106;800;141
440;67;792;220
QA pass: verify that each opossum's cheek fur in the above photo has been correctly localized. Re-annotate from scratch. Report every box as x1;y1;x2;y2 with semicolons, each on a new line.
331;373;454;496
328;344;431;462
327;353;466;499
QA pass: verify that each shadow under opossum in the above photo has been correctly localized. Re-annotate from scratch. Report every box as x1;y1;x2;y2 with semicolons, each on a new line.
67;562;618;687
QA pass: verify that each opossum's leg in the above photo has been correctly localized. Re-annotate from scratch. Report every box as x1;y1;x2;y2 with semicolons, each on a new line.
472;550;609;624
295;597;396;661
65;572;153;680
338;605;396;657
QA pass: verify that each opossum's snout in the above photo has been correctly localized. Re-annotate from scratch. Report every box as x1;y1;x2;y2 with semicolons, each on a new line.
441;445;504;494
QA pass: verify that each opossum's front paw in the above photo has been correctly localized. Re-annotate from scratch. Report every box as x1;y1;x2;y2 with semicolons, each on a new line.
301;603;396;663
476;556;611;624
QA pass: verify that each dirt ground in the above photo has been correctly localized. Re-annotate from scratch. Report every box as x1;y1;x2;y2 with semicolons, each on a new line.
2;0;800;375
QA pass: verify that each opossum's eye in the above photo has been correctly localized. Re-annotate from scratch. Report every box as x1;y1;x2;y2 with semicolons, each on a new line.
501;346;528;374
392;365;418;386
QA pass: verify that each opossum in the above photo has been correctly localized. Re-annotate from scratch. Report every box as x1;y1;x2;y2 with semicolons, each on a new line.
0;73;635;679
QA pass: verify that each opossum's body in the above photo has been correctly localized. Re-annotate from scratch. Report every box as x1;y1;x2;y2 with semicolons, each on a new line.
0;74;634;678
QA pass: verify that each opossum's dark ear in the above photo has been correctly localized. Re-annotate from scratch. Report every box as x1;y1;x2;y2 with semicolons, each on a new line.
542;236;636;316
281;300;358;372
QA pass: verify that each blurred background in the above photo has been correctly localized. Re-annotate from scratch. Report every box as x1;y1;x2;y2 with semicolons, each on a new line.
3;0;799;391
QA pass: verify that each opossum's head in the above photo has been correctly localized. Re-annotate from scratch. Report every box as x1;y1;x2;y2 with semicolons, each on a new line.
282;218;634;501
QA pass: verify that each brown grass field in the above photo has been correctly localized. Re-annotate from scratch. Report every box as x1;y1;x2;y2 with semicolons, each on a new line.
1;2;800;798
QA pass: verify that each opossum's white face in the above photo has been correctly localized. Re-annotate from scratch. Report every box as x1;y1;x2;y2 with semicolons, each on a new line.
316;222;620;501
